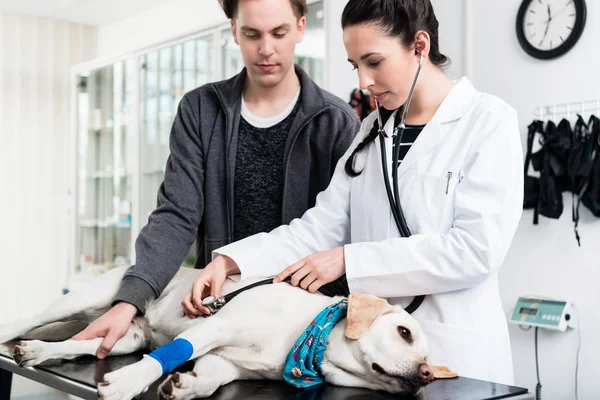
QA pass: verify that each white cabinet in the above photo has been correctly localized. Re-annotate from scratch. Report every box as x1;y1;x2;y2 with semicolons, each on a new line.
68;2;325;288
73;60;136;280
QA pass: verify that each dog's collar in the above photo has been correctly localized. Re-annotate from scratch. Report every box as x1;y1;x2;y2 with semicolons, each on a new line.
282;299;348;388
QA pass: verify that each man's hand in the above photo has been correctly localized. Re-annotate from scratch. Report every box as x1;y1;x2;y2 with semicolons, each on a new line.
72;302;138;359
181;255;240;317
273;247;346;293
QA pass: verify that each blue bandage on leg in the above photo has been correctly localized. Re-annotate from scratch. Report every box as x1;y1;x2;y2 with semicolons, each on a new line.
148;338;194;374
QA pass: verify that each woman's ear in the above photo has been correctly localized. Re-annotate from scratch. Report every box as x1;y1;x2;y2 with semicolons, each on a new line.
413;30;431;58
345;293;394;339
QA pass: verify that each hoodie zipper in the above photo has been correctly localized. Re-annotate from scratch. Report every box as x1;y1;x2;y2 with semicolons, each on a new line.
280;107;328;220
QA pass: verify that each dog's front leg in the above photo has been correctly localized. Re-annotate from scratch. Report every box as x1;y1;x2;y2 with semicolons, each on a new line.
13;318;149;367
158;353;256;399
100;317;233;400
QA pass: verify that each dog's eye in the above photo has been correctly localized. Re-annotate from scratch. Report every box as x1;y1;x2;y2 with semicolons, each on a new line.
397;326;412;343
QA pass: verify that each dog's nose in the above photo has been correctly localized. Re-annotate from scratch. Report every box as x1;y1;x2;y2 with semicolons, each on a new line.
417;363;435;385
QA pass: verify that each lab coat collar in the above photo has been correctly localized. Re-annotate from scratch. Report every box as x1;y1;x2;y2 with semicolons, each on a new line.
397;77;477;178
435;77;478;124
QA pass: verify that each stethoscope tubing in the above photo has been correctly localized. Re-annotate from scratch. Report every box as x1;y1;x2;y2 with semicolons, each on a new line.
376;51;424;238
374;50;425;314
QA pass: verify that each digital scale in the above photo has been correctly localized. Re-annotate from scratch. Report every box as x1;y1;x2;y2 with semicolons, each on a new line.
509;297;576;332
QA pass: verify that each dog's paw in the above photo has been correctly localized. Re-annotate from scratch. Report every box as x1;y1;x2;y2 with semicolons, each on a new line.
158;371;217;400
13;340;47;367
97;357;161;400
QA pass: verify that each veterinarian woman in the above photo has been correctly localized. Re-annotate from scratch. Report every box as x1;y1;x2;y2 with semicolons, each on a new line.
183;0;523;386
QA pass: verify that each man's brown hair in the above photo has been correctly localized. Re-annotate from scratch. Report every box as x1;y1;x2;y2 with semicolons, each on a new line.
218;0;308;20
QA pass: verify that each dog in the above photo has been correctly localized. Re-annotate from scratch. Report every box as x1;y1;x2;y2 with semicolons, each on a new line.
0;264;434;399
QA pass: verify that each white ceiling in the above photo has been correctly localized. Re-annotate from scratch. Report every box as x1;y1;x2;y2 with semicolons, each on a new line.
0;0;173;26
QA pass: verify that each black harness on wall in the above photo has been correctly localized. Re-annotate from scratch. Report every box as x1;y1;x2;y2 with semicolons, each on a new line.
581;116;600;216
524;114;600;245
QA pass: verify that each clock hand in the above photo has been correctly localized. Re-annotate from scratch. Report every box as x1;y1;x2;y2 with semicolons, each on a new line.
540;5;552;45
541;22;550;45
550;3;572;20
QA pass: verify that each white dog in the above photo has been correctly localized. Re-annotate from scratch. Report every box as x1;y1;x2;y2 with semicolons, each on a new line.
0;265;434;399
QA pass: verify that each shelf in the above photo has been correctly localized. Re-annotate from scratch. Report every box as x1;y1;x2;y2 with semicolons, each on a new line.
142;170;165;176
88;127;114;134
79;219;131;228
87;171;131;179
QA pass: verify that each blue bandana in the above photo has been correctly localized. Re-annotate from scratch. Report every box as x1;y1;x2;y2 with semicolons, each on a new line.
283;299;348;388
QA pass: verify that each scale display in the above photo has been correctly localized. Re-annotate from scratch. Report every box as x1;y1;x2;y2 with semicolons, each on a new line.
509;297;574;332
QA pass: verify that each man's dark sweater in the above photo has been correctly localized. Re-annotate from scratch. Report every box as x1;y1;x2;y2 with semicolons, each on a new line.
113;65;360;313
234;101;300;242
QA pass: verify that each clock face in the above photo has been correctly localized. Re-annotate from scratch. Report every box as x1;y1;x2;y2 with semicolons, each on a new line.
516;0;587;59
522;0;576;51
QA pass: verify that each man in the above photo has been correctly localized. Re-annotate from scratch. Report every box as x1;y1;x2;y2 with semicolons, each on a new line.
73;0;360;358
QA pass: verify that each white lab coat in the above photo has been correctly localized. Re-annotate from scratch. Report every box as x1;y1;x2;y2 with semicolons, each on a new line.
216;77;523;385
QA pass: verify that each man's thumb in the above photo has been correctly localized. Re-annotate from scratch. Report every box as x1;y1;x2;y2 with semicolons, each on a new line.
97;332;119;359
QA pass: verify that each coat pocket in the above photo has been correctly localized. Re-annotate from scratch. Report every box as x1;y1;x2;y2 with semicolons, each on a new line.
409;171;457;231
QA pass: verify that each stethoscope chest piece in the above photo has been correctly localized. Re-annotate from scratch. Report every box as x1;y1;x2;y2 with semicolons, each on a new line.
201;296;226;314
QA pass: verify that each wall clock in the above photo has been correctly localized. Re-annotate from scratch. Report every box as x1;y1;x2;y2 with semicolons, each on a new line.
516;0;587;59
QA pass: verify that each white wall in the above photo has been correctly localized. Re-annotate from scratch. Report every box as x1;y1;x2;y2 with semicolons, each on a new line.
97;0;227;58
467;1;600;399
324;0;355;101
431;0;464;80
0;13;97;398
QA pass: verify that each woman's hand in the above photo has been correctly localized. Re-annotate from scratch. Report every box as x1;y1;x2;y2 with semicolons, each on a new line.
273;247;346;293
181;255;240;317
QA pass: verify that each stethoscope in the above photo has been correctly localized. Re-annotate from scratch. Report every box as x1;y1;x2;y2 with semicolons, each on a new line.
375;50;425;314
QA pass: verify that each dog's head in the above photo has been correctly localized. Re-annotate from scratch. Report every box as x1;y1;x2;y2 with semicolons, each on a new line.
344;293;433;394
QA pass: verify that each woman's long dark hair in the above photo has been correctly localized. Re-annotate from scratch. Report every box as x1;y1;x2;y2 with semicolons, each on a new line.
343;0;449;177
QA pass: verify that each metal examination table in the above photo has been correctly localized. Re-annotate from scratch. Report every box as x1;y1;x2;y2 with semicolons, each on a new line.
0;341;533;400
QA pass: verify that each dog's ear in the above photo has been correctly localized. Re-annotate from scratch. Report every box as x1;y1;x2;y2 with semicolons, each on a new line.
345;293;394;340
430;365;458;379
